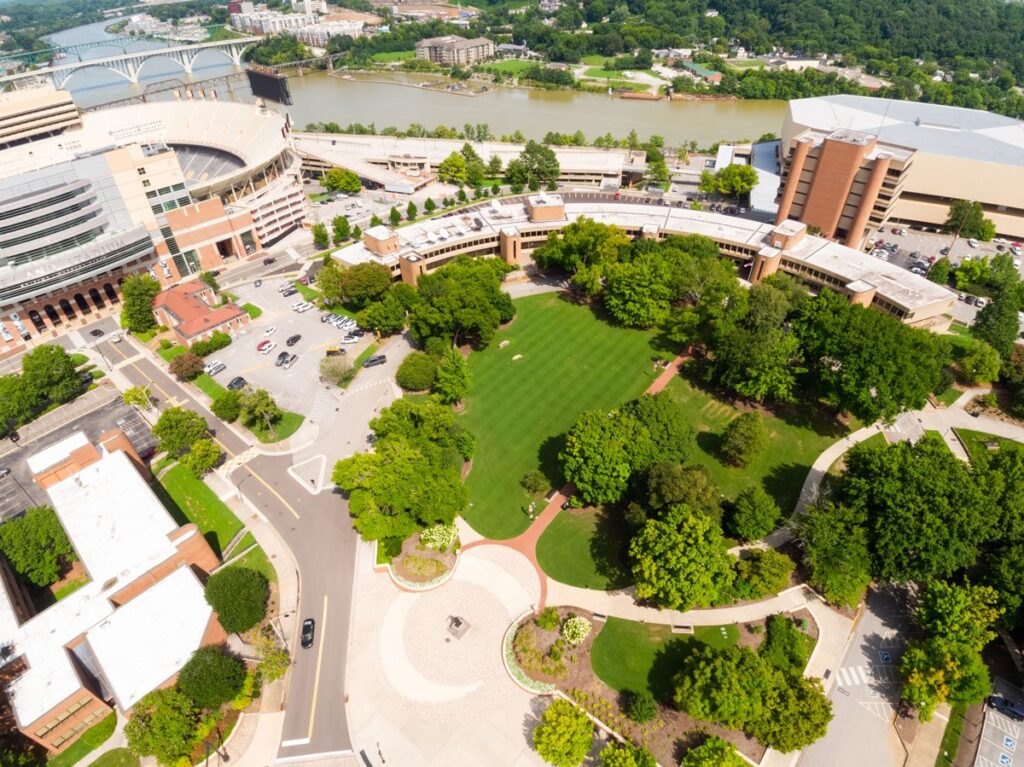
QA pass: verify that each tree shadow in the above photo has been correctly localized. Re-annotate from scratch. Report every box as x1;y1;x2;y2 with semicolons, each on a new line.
763;462;813;514
588;509;633;590
537;433;567;488
673;731;710;766
696;430;723;461
649;637;698;703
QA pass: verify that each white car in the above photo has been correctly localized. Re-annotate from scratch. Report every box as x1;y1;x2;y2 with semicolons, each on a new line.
260;341;278;355
283;354;298;370
968;239;979;248
204;360;226;375
263;326;277;336
340;335;360;344
295;304;313;313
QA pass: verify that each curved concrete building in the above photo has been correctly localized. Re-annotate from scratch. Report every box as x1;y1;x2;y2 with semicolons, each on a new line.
778;95;1024;244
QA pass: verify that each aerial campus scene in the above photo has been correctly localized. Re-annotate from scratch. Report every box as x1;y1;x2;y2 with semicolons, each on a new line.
6;2;1024;767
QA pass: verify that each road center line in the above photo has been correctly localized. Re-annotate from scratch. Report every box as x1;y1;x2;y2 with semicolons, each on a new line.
307;594;329;741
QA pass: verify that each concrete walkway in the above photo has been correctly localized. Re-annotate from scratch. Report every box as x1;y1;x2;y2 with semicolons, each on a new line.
903;703;952;767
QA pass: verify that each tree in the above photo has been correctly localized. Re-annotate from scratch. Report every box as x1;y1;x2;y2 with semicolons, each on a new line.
945;199;995;241
389;207;401;227
239;388;283;435
734;548;795;600
711;325;802;403
0;374;35;435
672;645;769;731
796;501;871;608
169;351;203;381
728;485;781;541
532;698;593;767
759;675;833;752
321;167;361;194
681;736;746;767
123;385;152;411
199;271;219;294
176;646;246;710
407;258;514;348
120;273;161;333
697;169;717;194
406;201;418;221
254;628;290;681
370;214;383;227
720;412;769;467
438;151;468;184
714;163;759;197
21;344;81;406
182;438;221;478
0;506;76;587
125;688;199;765
433;347;470;404
562;409;647;505
623;392;696;468
396;351;437;391
332;215;351;245
982;544;1024;629
626;690;658;722
505;140;560;188
960;340;1001;384
901;636;991;721
928;256;951;285
319;354;352;385
312;222;329;249
603;258;673;327
204;567;269;633
914;581;1001;650
487;154;503;176
332;263;391;309
642;463;721;521
533;217;631;274
630;505;735;610
357;292;408;335
153;406;208;457
424;197;437;213
973;289;1020;358
211;391;242;422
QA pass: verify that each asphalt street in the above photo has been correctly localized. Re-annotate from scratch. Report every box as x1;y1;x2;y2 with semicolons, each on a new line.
800;586;911;767
102;336;360;760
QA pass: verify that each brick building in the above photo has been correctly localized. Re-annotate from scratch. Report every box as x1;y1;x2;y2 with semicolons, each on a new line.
153;281;250;347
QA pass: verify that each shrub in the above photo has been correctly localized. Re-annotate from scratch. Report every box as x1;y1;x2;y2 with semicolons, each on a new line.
190;331;232;358
733;548;795;600
124;689;198;766
319;354;351;385
626;689;658;722
681;735;746;767
720;411;769;467
395;351;437;391
520;470;548;495
204;567;269;633
760;614;812;676
728;485;781;541
535;606;560;631
548;637;566;661
211;391;242;422
159;338;173;350
176;645;246;710
561;615;591;645
181;438;221;478
419;523;457;551
169;351;203;381
533;698;593;767
424;336;449;358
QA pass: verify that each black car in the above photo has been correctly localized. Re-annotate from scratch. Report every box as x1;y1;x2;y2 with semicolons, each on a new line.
263;257;276;265
8;431;19;443
227;376;247;391
275;351;290;367
89;328;104;338
362;354;387;368
940;246;951;255
301;618;315;649
286;334;301;347
989;696;1024;721
282;288;298;298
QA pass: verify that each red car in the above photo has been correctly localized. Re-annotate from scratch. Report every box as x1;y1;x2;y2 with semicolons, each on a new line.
257;339;272;352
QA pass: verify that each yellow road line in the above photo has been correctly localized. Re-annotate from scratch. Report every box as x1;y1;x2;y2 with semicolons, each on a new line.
307;594;329;741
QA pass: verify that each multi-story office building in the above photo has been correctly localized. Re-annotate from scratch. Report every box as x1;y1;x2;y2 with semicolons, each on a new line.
414;35;495;66
777;95;1024;245
0;84;81;148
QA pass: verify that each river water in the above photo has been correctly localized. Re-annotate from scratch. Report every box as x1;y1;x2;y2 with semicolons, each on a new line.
44;20;788;145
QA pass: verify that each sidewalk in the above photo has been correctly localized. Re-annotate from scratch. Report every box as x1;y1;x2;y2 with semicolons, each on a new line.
904;703;952;767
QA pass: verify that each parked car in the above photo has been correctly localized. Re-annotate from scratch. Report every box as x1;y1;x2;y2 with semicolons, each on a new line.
254;279;263;288
295;304;313;313
301;618;315;649
264;326;277;336
227;376;247;391
362;354;387;368
282;288;298;298
0;467;9;479
257;339;272;352
283;354;298;370
89;328;104;338
275;351;290;367
260;342;278;355
340;335;360;344
286;334;301;347
204;360;226;376
940;246;951;255
263;257;276;265
968;239;979;248
325;347;345;357
989;696;1024;721
976;297;989;309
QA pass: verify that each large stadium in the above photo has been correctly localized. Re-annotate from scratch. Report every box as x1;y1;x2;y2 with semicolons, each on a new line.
0;89;305;354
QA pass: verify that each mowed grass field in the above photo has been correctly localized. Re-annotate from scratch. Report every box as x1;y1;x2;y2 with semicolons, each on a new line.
459;294;660;539
483;59;536;74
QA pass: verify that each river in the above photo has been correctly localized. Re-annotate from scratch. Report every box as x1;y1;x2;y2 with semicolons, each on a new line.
44;20;788;145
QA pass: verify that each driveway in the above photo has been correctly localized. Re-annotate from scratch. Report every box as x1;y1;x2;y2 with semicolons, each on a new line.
800;586;910;767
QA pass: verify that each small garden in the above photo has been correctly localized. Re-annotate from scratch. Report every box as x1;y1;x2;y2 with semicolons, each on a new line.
383;523;461;585
514;610;821;766
0;505;86;612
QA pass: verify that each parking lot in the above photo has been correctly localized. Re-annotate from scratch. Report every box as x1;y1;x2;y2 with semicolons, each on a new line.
206;277;376;414
976;680;1024;767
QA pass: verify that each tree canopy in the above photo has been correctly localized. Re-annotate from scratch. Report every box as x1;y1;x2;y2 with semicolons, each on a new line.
124;688;199;766
0;506;76;588
120;274;161;333
176;646;246;710
532;698;593;767
153;406;208;457
322;167;362;194
204;567;269;634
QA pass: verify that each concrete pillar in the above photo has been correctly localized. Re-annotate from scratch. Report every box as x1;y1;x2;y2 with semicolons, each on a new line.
776;138;812;225
845;154;892;248
752;251;782;284
499;229;522;266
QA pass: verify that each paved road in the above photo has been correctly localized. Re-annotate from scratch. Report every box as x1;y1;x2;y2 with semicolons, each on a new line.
800;586;910;767
103;337;359;761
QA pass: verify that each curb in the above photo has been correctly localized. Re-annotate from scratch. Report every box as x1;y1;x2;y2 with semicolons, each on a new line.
501;611;556;695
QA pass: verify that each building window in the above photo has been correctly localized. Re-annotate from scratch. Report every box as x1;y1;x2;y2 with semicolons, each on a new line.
137;168;146;175
142;179;151;188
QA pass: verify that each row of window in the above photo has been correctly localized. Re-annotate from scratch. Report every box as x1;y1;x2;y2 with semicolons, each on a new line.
0;212;101;253
5;226;105;267
150;197;192;215
0;187;86;223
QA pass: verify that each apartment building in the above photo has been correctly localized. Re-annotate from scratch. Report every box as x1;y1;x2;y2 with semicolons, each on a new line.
414;35;495;66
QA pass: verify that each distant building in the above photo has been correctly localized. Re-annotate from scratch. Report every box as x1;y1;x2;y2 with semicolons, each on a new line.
230;10;315;34
293;20;365;46
496;42;528;57
678;60;722;84
153;280;250;347
414;35;495;66
0;84;80;148
0;431;223;754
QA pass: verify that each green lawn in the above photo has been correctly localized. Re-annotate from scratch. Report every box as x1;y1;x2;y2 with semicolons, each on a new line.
483;59;536;74
205;25;243;42
156;464;243;558
47;713;116;767
661;374;848;512
581;54;609;65
935;386;962;407
228;544;277;582
371;49;414;62
584;67;632;78
70;353;88;367
225;531;256;559
292;281;320;302
242;303;263;319
193;373;226;400
343;343;380;388
955;428;1021;462
536;510;633;589
725;59;765;70
90;750;139;767
248;411;304;444
157;344;187;362
590;617;738;701
53;578;88;601
459;294;660;539
935;702;967;767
